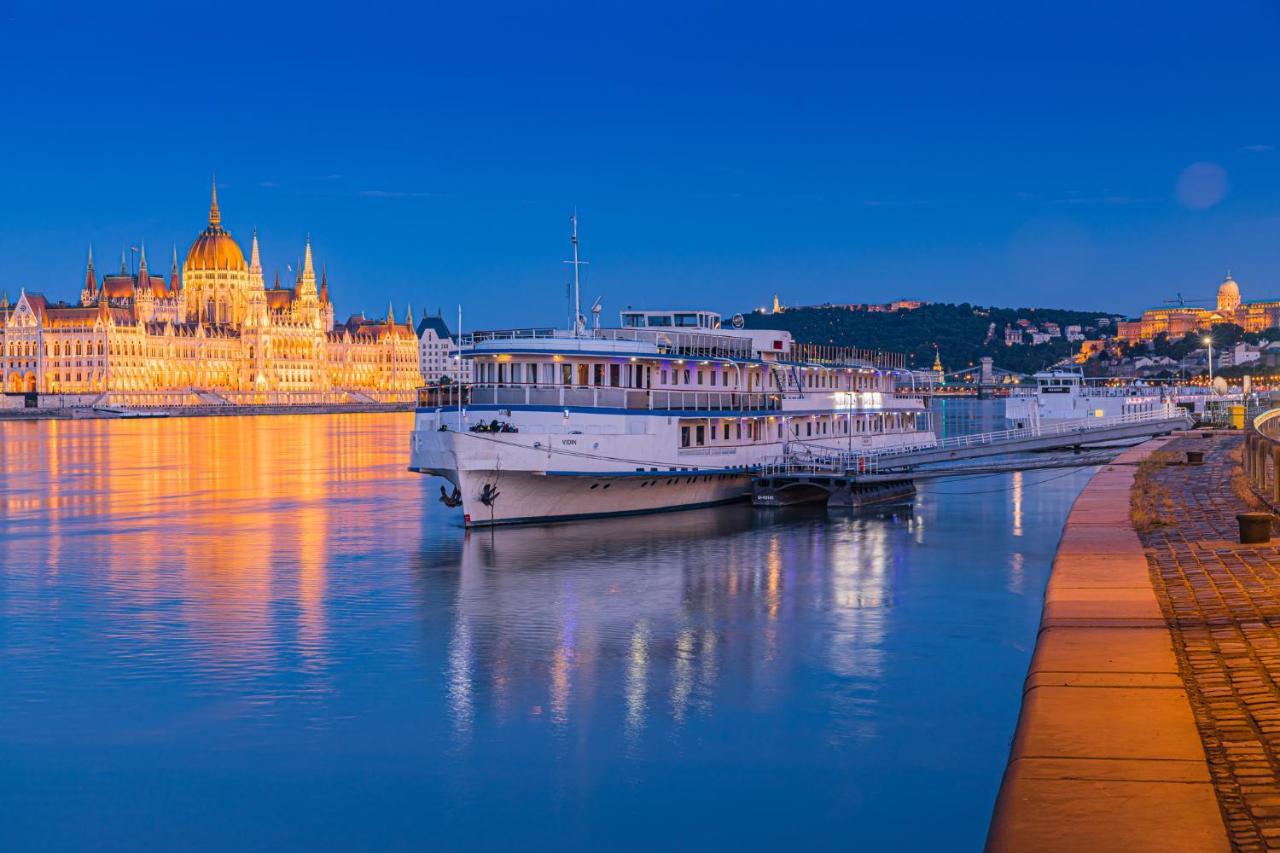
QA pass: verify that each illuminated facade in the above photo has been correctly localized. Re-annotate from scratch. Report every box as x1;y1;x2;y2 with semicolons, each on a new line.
0;185;421;403
1118;273;1280;342
416;310;473;384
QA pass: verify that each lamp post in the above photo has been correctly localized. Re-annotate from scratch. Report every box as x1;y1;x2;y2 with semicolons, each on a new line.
1204;335;1214;388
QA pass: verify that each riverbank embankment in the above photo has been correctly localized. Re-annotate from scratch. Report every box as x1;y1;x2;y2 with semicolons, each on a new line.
0;403;414;421
987;435;1231;852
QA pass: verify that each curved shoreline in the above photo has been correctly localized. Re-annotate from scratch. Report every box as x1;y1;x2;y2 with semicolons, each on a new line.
986;437;1230;852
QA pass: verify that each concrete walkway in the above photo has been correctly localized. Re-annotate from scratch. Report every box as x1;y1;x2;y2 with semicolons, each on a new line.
1141;434;1280;851
987;436;1231;852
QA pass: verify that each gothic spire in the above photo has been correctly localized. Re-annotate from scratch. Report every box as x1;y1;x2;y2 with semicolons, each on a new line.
249;227;261;272
387;301;395;324
135;242;150;298
209;175;221;227
299;236;317;297
170;245;181;294
120;247;128;275
319;263;329;303
84;243;97;297
273;268;280;290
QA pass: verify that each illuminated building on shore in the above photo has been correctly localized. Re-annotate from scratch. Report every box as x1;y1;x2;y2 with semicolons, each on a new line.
416;309;473;385
0;184;421;403
1117;273;1280;342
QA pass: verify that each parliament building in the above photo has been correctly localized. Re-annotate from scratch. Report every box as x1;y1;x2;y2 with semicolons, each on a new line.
0;184;421;404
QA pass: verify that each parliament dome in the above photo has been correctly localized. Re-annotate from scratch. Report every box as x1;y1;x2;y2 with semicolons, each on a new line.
185;182;247;272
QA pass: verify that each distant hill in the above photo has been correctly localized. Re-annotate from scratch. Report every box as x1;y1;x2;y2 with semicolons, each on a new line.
738;303;1118;375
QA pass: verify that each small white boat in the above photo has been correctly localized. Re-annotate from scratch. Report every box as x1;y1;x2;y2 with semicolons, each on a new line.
1005;369;1242;426
91;406;171;419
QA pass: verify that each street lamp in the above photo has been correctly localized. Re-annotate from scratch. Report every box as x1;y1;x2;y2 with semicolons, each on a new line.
1203;336;1214;387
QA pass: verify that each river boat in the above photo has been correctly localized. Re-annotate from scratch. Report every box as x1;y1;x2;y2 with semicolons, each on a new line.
1004;369;1242;427
83;406;171;419
409;221;935;526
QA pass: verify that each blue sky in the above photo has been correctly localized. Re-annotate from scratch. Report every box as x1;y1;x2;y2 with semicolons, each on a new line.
3;1;1280;326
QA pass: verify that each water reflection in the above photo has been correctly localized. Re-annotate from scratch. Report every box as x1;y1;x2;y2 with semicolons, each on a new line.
422;503;916;746
0;414;412;724
0;406;1092;850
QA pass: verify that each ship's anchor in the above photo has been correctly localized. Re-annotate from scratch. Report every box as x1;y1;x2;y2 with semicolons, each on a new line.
479;483;501;507
439;485;463;508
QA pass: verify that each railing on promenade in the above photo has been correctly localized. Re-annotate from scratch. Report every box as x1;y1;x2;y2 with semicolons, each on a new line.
1244;408;1280;505
416;383;782;413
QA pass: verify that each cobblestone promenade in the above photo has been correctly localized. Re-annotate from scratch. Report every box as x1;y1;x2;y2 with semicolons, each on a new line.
1143;434;1280;852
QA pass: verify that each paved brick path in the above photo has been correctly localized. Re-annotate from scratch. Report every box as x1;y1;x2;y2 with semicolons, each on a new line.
1142;434;1280;852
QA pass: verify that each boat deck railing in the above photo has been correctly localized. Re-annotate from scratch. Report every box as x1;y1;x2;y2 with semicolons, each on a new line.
461;327;910;367
463;327;755;360
417;383;783;412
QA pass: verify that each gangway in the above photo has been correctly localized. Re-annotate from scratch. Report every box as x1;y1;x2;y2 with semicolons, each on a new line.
752;407;1193;508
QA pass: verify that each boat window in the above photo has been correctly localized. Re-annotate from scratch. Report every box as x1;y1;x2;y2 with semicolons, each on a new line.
681;426;690;447
697;370;704;385
621;313;644;328
675;313;698;327
661;369;668;384
695;425;705;445
593;364;604;385
561;364;572;385
647;315;672;327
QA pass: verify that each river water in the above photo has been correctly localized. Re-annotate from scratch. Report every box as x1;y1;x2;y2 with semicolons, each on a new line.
0;403;1090;850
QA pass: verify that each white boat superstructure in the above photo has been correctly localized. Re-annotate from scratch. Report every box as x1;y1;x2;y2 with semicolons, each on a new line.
1004;369;1241;425
409;312;933;526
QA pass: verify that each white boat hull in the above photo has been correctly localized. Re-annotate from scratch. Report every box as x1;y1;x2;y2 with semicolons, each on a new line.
438;466;753;526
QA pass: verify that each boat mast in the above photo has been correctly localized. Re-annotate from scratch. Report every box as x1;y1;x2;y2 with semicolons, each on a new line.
457;303;464;432
564;211;588;336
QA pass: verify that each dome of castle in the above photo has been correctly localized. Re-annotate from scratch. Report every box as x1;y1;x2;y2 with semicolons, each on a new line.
185;182;246;272
1218;273;1241;312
